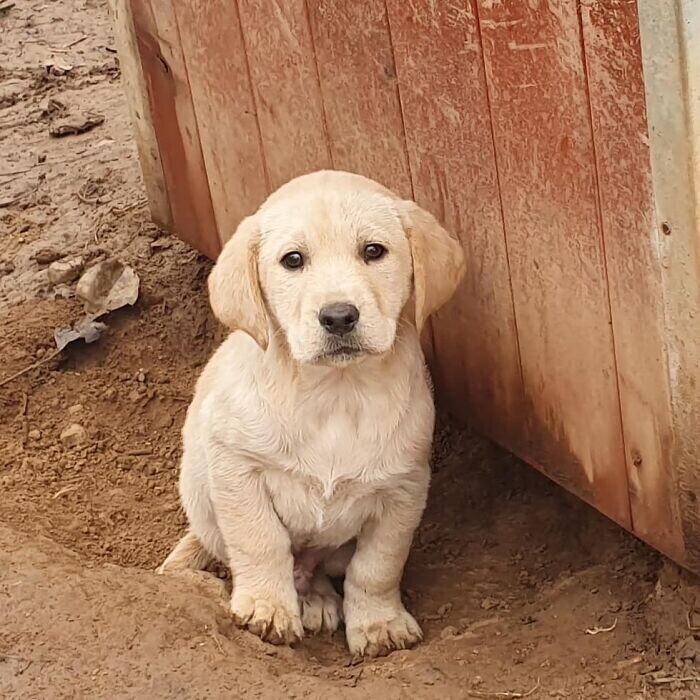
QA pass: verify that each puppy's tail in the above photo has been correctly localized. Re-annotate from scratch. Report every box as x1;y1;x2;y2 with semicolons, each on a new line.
157;530;212;574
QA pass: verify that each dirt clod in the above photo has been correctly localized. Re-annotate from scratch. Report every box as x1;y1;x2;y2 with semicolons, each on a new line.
59;423;88;447
48;257;84;285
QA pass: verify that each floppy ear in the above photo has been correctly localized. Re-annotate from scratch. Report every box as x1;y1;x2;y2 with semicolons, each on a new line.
399;201;466;334
208;216;268;349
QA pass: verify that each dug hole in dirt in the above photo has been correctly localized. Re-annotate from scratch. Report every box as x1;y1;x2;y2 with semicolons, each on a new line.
1;2;699;698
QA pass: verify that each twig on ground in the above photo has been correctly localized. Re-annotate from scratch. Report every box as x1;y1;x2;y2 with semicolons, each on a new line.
469;679;540;698
111;200;146;216
0;348;62;388
51;36;87;52
52;484;80;499
17;391;28;418
585;619;617;635
76;189;102;206
211;631;225;656
647;675;700;686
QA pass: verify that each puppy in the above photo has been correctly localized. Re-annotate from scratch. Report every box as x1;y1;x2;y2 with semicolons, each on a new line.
159;170;465;657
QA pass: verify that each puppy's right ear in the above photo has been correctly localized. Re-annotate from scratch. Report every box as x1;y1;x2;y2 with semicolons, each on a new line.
208;216;268;349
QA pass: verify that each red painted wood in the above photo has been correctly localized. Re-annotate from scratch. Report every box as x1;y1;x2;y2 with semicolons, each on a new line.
581;0;683;558
386;0;526;449
130;0;219;259
476;0;630;527
237;0;332;191
173;0;268;247
305;0;412;199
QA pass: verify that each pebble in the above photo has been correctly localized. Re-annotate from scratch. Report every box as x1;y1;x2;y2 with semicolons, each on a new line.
68;404;84;415
28;429;42;440
60;423;87;448
32;247;63;265
440;625;458;640
48;257;84;285
437;603;452;617
0;260;15;276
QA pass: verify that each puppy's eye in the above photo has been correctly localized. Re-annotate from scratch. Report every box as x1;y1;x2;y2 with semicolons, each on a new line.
363;243;386;262
281;251;304;270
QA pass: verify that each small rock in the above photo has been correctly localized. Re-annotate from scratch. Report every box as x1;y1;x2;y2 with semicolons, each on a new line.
35;347;45;359
136;371;146;383
150;237;172;251
440;625;458;640
68;404;84;416
48;257;84;285
32;247;63;265
28;429;42;440
60;423;87;448
480;597;501;611
437;603;452;617
76;258;139;314
128;389;141;403
675;636;700;662
0;260;15;276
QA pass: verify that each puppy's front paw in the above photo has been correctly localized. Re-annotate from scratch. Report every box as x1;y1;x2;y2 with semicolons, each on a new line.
346;605;422;658
231;592;304;645
300;574;343;634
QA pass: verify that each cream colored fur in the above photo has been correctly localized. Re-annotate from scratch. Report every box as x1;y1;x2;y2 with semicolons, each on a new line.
158;170;465;657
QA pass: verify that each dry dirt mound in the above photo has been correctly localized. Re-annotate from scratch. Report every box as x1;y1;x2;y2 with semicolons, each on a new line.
2;1;700;698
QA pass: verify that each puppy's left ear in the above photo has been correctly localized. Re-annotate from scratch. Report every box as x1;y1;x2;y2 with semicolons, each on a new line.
398;201;466;333
208;216;269;349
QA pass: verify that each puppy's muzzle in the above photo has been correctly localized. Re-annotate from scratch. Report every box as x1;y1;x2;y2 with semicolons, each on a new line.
318;302;359;336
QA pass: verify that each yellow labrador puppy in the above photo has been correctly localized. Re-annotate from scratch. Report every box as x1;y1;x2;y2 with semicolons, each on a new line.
159;170;465;657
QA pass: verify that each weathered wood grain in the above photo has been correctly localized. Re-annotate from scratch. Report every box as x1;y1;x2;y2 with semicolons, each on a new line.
386;0;526;448
237;0;331;191
173;0;268;246
111;0;172;231
582;0;683;559
129;0;219;258
476;0;630;527
638;0;700;569
306;0;412;198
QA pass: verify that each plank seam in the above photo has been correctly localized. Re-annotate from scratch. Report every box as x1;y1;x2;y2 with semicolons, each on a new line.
302;0;334;169
234;0;271;196
383;0;415;201
575;0;635;532
471;0;526;400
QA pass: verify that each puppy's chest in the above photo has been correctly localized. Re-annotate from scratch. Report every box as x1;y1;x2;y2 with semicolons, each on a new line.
264;409;401;547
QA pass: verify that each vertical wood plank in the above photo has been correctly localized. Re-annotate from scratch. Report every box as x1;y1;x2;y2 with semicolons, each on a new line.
237;0;332;191
306;0;412;199
581;0;683;559
476;0;630;527
111;0;172;231
385;0;526;448
172;0;268;246
639;0;700;570
129;0;219;259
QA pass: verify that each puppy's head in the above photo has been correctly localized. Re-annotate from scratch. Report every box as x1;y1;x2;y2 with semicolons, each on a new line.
209;171;465;366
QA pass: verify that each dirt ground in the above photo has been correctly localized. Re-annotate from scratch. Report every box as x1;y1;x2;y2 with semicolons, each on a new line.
2;2;700;698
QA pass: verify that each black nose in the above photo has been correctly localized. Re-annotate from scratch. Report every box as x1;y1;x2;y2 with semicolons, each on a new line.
318;302;359;336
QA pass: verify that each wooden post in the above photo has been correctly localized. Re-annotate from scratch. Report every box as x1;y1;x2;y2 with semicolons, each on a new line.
638;0;700;569
109;0;172;231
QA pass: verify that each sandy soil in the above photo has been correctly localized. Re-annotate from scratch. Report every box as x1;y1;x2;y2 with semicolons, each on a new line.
2;2;700;698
